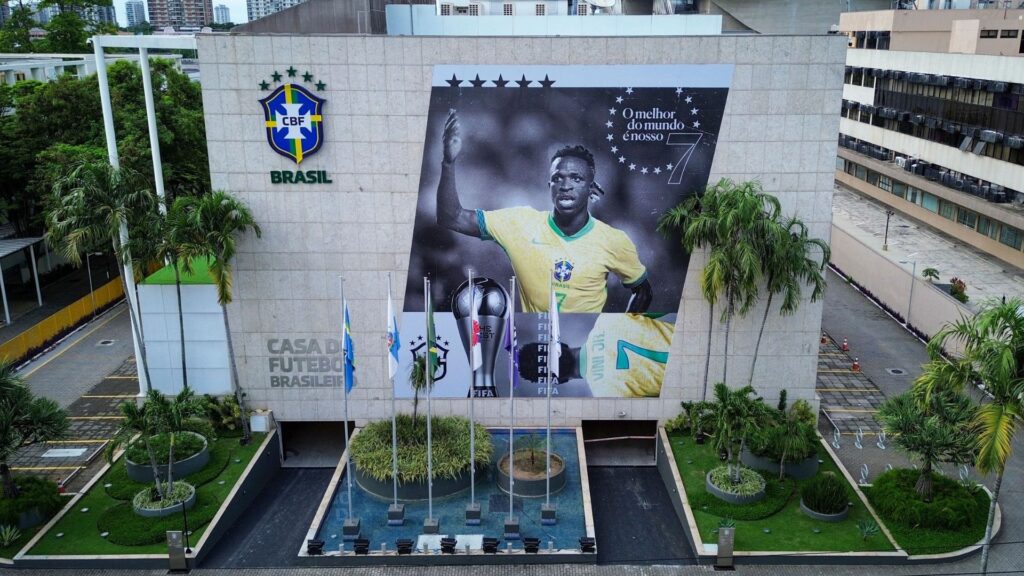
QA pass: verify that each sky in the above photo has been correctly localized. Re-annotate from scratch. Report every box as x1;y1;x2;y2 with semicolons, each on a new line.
112;0;250;27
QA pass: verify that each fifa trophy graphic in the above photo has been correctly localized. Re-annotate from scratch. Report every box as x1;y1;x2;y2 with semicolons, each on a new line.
452;277;508;398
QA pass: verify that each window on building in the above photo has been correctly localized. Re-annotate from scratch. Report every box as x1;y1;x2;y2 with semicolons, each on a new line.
855;165;867;180
866;170;880;187
468;3;479;15
939;201;955;220
978;216;993;238
878;175;892;192
535;3;546;15
892;181;907;199
836;157;846;171
503;3;513;15
956;208;977;229
577;2;588;14
1000;225;1023;250
440;3;451;15
921;192;938;212
14;72;26;82
1000;29;1018;39
980;29;998;39
863;74;875;88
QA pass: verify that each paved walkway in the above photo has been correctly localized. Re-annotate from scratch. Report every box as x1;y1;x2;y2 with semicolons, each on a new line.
833;183;1024;308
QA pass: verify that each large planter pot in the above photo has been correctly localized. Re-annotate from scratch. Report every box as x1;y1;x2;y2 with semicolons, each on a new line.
17;507;44;530
799;498;849;522
125;431;210;483
132;483;197;518
353;463;485;501
705;470;766;505
495;452;566;498
741;448;820;480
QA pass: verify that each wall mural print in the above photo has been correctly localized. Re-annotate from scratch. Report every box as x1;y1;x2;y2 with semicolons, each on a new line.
398;64;733;399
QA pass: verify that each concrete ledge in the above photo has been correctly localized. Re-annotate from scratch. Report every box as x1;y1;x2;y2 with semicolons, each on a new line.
799;499;848;522
125;432;210;483
656;428;708;559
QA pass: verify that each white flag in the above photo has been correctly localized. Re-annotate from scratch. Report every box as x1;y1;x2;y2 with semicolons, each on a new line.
470;281;482;371
549;287;560;380
386;290;400;379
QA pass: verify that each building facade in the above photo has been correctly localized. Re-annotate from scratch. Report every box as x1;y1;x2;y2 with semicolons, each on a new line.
195;33;844;427
147;0;213;28
126;0;147;26
837;8;1024;269
214;3;230;22
246;0;306;24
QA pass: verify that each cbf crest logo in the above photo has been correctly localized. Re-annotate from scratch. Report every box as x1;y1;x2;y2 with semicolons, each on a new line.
258;67;326;164
553;259;574;282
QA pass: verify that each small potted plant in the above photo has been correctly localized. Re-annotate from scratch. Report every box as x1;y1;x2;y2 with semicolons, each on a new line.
949;277;969;303
921;267;939;282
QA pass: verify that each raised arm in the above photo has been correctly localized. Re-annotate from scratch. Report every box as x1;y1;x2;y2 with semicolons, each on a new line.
436;110;480;237
626;279;653;313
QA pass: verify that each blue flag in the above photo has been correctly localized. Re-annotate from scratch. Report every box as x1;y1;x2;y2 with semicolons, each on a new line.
386;291;400;379
504;318;519;388
343;301;355;393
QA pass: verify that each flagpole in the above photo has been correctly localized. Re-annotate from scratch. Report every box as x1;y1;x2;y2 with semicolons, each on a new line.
388;274;398;507
340;277;353;522
545;273;552;507
468;269;476;508
424;276;434;524
508;276;516;523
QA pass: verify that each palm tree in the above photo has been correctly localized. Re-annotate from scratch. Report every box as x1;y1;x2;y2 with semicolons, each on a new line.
146;388;207;493
877;387;976;501
45;161;158;391
659;179;779;395
913;298;1024;574
749;216;829;385
106;397;165;499
176;191;261;444
761;408;815;480
703;382;767;484
0;361;68;498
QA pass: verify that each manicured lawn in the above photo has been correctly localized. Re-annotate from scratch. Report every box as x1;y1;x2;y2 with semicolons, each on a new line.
669;432;894;552
0;524;43;559
864;480;989;556
27;433;264;556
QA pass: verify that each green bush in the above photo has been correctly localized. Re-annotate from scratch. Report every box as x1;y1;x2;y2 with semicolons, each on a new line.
125;432;205;465
0;476;63;526
0;524;21;547
708;466;766;496
350;414;492;483
96;491;221;546
869;468;982;530
800;472;849;514
106;437;233;501
691;472;793;520
131;482;194;511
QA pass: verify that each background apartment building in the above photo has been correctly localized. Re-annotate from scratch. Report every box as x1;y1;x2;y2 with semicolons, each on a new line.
147;0;213;28
125;0;147;26
836;6;1024;269
214;3;230;22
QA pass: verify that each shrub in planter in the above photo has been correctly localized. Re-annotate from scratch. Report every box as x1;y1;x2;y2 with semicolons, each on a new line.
800;472;848;514
708;465;765;496
126;432;205;465
869;468;982;530
0;476;62;528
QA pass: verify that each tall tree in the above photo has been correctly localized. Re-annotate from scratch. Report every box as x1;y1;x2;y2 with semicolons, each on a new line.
177;191;261;444
702;382;768;484
659;179;779;394
913;298;1024;574
105;396;165;499
749;216;829;385
0;4;36;53
45;161;157;391
0;361;69;498
877;387;976;500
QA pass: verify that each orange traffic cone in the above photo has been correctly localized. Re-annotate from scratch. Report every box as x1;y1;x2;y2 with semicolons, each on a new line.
841;338;850;352
821;333;827;345
852;357;861;372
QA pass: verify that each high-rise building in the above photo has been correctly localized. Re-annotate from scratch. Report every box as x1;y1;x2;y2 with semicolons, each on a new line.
125;0;147;26
246;0;305;24
836;6;1024;269
146;0;213;28
0;1;9;26
214;3;230;23
84;4;116;24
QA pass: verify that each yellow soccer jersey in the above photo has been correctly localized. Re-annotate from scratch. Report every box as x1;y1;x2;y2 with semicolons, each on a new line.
580;314;673;398
477;207;646;313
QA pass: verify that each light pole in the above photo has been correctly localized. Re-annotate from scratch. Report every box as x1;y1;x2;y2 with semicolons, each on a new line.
900;252;919;326
883;209;895;251
85;252;103;319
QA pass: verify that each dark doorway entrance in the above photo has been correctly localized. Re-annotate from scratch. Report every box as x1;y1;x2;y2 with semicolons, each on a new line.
587;466;695;565
582;419;657;466
280;421;350;468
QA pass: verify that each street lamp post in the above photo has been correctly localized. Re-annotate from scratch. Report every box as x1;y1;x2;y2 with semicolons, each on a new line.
883;209;895;251
900;252;919;327
85;252;103;319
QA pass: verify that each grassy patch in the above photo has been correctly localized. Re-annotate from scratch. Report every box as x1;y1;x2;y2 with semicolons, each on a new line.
105;438;232;501
669;432;894;552
27;433;264;556
0;524;42;559
864;474;989;556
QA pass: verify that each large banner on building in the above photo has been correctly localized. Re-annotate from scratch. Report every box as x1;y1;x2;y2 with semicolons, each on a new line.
398;65;732;399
